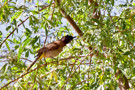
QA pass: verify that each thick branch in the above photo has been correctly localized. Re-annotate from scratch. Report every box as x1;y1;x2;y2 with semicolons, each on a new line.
89;0;130;89
56;0;83;36
56;0;130;89
115;69;130;90
88;0;100;19
60;9;83;36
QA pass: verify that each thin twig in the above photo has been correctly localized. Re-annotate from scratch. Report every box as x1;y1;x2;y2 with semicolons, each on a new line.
88;53;93;79
58;63;92;65
70;77;91;89
0;62;49;89
0;53;103;89
0;17;29;48
20;58;33;62
0;55;85;89
0;4;52;48
44;35;48;47
0;58;32;62
40;68;59;79
39;3;54;12
43;2;55;46
60;48;95;90
0;0;9;10
50;2;55;21
31;69;38;90
130;12;135;32
71;58;77;72
56;0;130;89
60;54;90;90
128;41;135;50
0;60;9;62
43;2;55;47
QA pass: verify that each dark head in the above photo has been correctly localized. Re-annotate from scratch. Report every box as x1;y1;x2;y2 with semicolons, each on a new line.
61;35;75;44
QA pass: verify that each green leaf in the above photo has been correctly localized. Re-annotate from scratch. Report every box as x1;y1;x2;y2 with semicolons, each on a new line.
18;45;23;60
7;39;14;43
11;66;18;70
20;83;27;90
11;10;22;23
2;14;6;21
133;3;135;6
25;51;29;57
92;18;100;24
23;38;31;48
25;28;32;36
30;36;39;46
0;63;7;71
14;45;20;49
86;0;88;6
111;0;114;6
29;16;33;26
111;22;116;26
4;64;9;74
5;41;10;51
31;10;39;14
47;20;54;27
32;16;39;24
15;10;22;19
123;50;134;55
13;38;20;44
6;26;11;31
13;18;17;26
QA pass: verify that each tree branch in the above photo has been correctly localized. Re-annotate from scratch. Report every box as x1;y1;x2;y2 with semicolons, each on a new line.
88;0;100;19
88;0;130;89
0;17;29;48
115;69;130;89
60;47;95;90
56;0;83;37
0;0;10;10
0;4;52;48
0;55;91;89
56;0;130;89
71;77;91;89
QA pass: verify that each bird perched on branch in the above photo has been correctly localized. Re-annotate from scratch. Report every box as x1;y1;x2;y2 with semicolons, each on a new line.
27;35;75;71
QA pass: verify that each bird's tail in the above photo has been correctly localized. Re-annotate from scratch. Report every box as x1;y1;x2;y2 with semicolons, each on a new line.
26;57;39;71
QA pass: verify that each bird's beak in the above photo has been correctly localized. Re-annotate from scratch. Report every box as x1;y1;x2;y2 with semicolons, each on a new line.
73;36;76;38
73;36;77;40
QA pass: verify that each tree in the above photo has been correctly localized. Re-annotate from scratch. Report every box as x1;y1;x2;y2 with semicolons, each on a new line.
0;0;135;89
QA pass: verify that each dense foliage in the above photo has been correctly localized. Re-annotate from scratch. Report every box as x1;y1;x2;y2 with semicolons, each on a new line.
0;0;135;89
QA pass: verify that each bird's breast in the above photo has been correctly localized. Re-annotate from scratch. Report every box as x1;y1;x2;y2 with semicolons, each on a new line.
44;46;63;58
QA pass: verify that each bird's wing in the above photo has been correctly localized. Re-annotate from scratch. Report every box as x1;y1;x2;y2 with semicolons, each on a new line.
45;41;61;50
27;42;61;71
36;41;60;58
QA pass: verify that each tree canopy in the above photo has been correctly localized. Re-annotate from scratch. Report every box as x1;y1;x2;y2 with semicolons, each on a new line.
0;0;135;89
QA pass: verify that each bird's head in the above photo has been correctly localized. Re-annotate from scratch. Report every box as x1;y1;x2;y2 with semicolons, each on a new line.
61;35;76;44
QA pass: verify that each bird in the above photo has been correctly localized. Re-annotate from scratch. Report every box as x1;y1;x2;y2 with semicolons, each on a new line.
27;35;75;71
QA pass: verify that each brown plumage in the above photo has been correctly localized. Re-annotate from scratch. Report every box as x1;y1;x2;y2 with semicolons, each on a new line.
27;35;75;71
